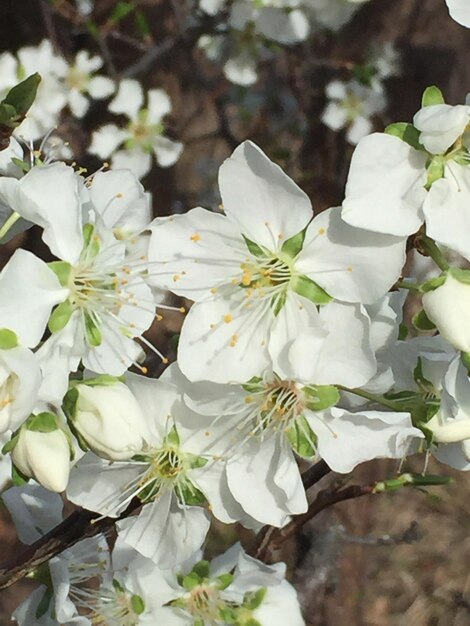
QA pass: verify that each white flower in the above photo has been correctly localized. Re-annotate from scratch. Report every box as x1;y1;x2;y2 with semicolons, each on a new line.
413;103;470;154
322;79;386;144
230;0;310;45
423;273;470;352
64;50;115;118
67;375;216;567
89;79;183;178
68;379;150;460
148;140;406;383
445;0;470;27
11;413;72;492
304;0;368;32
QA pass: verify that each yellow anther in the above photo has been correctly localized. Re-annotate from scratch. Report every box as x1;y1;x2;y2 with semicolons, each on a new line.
116;192;123;198
278;233;284;240
319;227;326;235
224;314;233;323
173;274;181;282
347;266;353;272
230;334;238;347
244;396;253;403
162;357;169;364
190;233;201;242
204;431;211;437
210;287;218;294
179;307;186;313
141;366;148;374
156;314;163;321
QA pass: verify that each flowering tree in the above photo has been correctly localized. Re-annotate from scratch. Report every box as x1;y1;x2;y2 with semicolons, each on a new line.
1;0;470;623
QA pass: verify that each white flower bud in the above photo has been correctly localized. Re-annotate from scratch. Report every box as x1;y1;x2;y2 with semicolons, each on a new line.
426;411;470;443
11;424;71;493
73;382;148;461
423;275;470;352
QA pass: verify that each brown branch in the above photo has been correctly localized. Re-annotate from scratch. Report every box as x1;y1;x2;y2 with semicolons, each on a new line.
0;498;141;590
301;459;331;490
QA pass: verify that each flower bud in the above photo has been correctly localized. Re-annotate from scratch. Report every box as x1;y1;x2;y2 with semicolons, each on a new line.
71;381;148;461
11;415;71;492
426;411;470;444
423;275;470;352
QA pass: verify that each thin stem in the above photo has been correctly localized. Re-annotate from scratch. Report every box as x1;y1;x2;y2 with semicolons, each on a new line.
336;385;402;411
419;234;450;271
0;211;20;241
396;280;421;292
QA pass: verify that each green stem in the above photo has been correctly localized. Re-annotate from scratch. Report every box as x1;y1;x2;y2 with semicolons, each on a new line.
396;280;421;292
419;235;449;271
336;385;402;411
0;211;20;241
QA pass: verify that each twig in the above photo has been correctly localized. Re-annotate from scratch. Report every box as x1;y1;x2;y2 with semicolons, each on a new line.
0;498;141;590
301;459;331;490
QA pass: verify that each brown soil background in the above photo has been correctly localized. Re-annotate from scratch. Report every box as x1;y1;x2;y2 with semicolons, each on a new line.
1;0;470;624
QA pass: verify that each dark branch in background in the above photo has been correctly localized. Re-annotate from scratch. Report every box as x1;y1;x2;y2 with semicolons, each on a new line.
0;498;141;591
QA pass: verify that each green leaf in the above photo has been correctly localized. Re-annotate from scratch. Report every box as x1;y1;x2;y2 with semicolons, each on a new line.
48;261;72;287
131;594;146;615
3;73;41;117
110;0;135;22
134;9;150;38
243;587;267;610
412;309;436;331
2;433;19;454
385;123;422;151
0;328;18;349
419;273;446;293
84;311;102;347
421;85;445;107
192;560;210;579
27;412;58;433
281;227;307;259
286;416;317;458
243;235;268;258
219;606;238;624
304;384;340;411
291;274;332;304
0;103;18;126
48;300;74;333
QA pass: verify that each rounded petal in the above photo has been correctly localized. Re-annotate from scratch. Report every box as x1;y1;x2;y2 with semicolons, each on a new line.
257;7;310;44
111;148;152;180
147;88;172;122
414;103;470;154
446;0;470;27
109;79;144;119
219;141;313;250
89;125;128;159
88;75;115;99
153;136;184;168
342;133;427;236
68;89;89;118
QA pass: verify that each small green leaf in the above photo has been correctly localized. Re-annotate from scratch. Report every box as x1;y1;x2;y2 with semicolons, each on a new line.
291;274;332;305
243;235;268;258
385;122;422;151
192;560;210;579
48;260;72;287
131;594;146;615
110;0;135;22
2;433;19;454
412;309;436;331
27;412;58;433
286;416;317;458
419;273;446;293
112;579;125;593
421;85;445;107
0;328;18;349
48;300;74;333
218;606;238;623
243;587;267;610
84;311;102;347
3;73;41;117
281;227;307;259
304;384;340;411
134;9;151;38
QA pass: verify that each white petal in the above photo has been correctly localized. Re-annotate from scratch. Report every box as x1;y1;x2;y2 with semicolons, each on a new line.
446;0;470;27
109;79;144;119
147;88;172;122
68;89;89;118
111;148;152;180
346;115;372;145
296;207;407;304
89;125;128;159
342;133;427;236
219;140;313;250
414;104;470;154
88;75;115;99
224;53;258;86
153;136;184;168
257;8;310;44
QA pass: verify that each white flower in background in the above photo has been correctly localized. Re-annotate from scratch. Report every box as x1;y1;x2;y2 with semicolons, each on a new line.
67;375;216;567
303;0;369;32
0;164;161;402
76;0;94;16
199;0;226;14
63;50;115;118
148;140;406;383
90;79;183;179
66;378;150;460
198;33;260;86
445;0;470;27
423;272;470;352
322;79;386;145
10;411;72;492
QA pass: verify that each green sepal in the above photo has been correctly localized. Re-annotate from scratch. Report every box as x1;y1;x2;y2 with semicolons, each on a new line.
426;157;445;188
271;290;287;316
398;322;409;340
62;387;79;421
11;157;30;173
218;606;238;624
27;412;58;433
82;223;100;258
12;463;28;486
72;375;123;388
304;384;340;411
286;416;317;458
165;426;180;447
421;85;445;107
461;351;470;372
243;619;263;626
413;357;435;394
411;309;436;331
216;572;234;590
182;571;201;591
242;236;269;258
0;328;18;349
194;619;205;626
48;261;72;287
187;454;208;470
385;122;422;151
243;587;267;610
281;227;307;259
419;273;446;293
48;300;74;333
242;376;263;394
448;267;470;285
177;481;206;506
2;432;20;454
35;588;53;620
192;560;210;579
84;311;102;347
131;594;146;615
291;274;332;304
112;578;125;593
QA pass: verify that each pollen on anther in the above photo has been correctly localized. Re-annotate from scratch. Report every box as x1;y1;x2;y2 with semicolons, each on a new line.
162;357;169;364
210;287;218;294
319;227;326;235
156;314;163;321
141;366;148;374
245;396;253;403
179;307;186;314
278;233;284;240
347;266;353;272
190;233;201;242
230;334;238;347
116;192;123;198
173;274;181;282
224;314;233;323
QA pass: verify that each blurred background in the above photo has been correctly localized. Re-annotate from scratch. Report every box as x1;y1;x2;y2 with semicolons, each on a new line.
1;0;470;623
